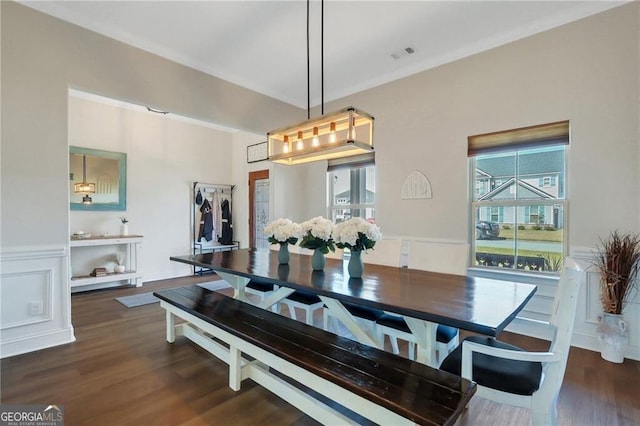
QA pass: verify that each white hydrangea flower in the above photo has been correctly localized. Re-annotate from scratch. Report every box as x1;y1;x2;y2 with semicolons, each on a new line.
264;218;302;243
334;217;381;251
301;216;334;241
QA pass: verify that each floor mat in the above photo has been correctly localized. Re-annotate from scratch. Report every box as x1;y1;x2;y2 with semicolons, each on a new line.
115;281;231;307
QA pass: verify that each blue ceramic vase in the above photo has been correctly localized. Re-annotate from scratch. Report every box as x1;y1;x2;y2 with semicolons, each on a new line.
278;243;290;264
311;249;325;271
348;250;364;278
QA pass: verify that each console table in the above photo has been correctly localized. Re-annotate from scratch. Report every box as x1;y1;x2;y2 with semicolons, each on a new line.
70;235;143;291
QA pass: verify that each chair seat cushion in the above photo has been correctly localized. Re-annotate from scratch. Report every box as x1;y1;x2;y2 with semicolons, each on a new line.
439;335;543;396
376;314;458;343
246;280;275;293
342;302;385;321
285;290;322;305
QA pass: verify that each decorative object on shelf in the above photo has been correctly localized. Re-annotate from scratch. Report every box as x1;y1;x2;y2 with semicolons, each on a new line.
114;251;126;273
299;216;335;271
90;267;107;277
120;216;129;236
264;218;302;264
72;231;92;240
593;230;640;363
334;217;382;278
266;0;374;166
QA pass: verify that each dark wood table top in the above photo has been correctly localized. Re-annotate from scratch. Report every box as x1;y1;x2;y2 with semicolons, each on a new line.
170;248;537;336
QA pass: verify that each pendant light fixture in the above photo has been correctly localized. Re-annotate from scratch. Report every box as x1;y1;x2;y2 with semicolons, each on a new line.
267;0;374;165
73;155;96;204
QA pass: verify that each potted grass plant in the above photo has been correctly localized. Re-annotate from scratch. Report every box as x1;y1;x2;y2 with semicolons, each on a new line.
593;231;640;363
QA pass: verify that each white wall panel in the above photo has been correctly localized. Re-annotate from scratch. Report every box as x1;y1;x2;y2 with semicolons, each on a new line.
0;246;74;358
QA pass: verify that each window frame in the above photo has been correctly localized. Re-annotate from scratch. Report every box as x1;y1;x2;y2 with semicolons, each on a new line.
468;122;569;278
327;159;376;224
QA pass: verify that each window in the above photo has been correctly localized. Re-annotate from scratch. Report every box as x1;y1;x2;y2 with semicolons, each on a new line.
469;121;568;274
327;155;375;224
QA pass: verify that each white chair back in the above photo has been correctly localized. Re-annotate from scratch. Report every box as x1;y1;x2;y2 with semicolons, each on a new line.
407;240;469;275
544;257;583;396
362;238;402;267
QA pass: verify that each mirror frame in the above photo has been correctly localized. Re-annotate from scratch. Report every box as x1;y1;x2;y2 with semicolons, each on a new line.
70;146;127;211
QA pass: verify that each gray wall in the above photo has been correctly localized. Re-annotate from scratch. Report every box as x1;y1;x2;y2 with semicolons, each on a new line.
1;1;302;248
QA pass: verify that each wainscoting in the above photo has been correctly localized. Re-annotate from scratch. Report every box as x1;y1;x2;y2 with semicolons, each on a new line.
0;245;75;358
506;247;639;361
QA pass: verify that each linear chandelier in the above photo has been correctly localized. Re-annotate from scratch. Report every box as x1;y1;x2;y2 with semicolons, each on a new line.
267;0;374;166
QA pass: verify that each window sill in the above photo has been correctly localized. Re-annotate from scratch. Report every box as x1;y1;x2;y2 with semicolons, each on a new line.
467;267;559;286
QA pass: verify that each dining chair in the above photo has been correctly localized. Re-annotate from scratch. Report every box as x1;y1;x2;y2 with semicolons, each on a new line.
245;280;283;313
439;257;583;426
322;239;402;337
281;247;344;326
243;247;282;312
376;240;469;365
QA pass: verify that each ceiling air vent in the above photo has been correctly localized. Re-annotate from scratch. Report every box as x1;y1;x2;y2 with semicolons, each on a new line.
391;46;416;60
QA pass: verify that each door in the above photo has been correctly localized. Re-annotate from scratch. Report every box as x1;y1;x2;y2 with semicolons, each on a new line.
249;170;269;249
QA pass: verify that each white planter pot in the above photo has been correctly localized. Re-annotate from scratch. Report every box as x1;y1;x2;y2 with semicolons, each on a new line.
114;264;125;273
120;223;129;236
597;312;629;363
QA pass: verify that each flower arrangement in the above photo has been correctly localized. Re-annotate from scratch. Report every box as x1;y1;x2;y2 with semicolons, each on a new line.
264;218;301;245
120;217;129;224
593;231;640;314
299;216;335;254
333;217;382;252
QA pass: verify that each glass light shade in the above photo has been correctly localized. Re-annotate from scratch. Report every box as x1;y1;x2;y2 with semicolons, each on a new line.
267;107;374;165
296;131;304;151
74;182;96;193
283;135;290;153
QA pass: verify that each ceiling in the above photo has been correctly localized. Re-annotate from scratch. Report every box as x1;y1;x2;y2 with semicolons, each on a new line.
22;1;627;109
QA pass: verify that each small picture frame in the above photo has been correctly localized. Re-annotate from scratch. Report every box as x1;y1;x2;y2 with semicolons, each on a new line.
247;141;268;163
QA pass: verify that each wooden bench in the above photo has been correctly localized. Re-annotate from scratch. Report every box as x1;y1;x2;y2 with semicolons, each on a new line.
154;285;476;426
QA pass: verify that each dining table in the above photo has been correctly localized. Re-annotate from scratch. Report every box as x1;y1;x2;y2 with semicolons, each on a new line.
170;248;537;367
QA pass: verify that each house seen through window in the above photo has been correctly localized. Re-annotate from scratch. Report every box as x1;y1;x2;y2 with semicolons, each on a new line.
469;121;569;274
328;156;375;224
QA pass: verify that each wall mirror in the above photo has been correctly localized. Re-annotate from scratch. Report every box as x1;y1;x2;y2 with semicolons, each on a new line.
69;146;127;211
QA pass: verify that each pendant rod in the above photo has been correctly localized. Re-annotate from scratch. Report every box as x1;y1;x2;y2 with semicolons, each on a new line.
306;0;310;120
321;0;324;115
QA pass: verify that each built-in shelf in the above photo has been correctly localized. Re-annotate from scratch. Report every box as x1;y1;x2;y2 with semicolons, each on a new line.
69;235;143;291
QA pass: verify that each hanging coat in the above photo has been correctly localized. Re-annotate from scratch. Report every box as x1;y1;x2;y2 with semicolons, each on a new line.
212;190;222;241
198;199;214;242
219;198;233;245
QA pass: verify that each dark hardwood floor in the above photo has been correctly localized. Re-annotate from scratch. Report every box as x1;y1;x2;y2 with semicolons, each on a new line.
1;274;639;425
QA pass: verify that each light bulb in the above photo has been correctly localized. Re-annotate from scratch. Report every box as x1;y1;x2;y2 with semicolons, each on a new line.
329;122;336;143
312;127;319;147
349;118;357;140
283;135;290;153
296;131;304;151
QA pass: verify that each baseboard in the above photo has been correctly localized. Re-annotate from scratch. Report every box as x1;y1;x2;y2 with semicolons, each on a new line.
1;327;76;359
